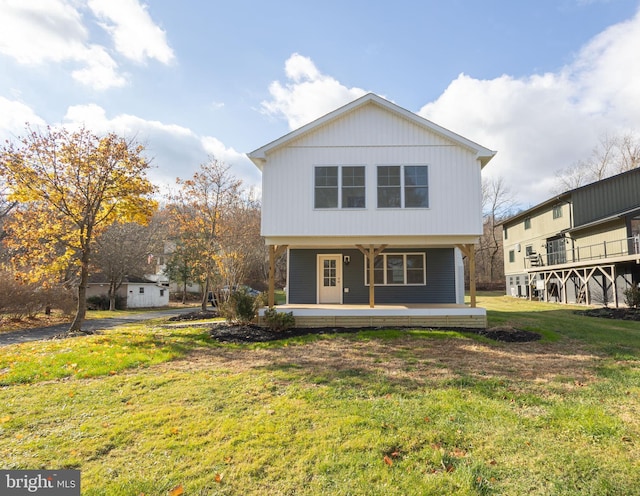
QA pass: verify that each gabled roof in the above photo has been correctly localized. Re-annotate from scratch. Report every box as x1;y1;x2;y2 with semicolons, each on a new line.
247;93;496;169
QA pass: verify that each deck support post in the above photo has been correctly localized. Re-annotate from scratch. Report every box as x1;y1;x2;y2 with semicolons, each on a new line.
456;244;477;308
356;244;387;308
268;245;287;307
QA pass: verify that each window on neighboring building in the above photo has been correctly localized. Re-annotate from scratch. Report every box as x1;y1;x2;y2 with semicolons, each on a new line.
525;245;534;256
509;250;515;263
160;289;165;297
377;165;429;208
314;166;365;209
365;252;426;285
524;217;531;229
139;287;145;294
553;204;563;219
504;227;508;240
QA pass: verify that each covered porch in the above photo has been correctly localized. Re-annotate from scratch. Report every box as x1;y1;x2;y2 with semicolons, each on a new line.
262;236;483;329
258;303;486;329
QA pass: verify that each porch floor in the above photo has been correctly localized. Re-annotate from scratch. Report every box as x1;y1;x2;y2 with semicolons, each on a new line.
258;304;486;329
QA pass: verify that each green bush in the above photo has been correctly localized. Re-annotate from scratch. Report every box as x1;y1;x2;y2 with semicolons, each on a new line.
623;285;640;308
86;294;125;310
263;307;295;332
220;288;257;323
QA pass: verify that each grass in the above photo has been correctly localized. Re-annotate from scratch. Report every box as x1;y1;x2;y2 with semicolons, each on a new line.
1;296;639;495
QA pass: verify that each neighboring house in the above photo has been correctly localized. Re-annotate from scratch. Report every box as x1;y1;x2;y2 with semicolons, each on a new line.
501;168;640;306
247;93;496;328
87;275;170;308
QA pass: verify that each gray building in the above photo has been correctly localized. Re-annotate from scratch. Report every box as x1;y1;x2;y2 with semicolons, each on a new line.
501;168;640;306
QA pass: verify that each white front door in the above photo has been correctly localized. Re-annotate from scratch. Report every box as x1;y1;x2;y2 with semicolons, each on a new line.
318;254;342;304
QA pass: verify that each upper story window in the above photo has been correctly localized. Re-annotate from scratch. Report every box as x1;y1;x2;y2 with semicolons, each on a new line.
314;166;365;209
552;205;563;219
377;165;429;208
524;217;531;230
504;227;508;240
508;250;515;263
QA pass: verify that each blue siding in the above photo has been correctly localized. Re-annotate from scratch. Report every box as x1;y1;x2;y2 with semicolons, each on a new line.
288;248;456;304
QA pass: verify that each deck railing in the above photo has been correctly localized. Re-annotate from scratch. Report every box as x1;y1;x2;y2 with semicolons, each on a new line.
525;235;640;269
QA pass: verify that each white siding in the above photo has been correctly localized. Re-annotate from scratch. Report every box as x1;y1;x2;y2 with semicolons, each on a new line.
261;104;483;238
123;284;169;308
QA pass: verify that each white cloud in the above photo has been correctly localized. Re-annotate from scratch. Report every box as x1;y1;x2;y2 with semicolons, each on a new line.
71;44;128;90
0;97;46;138
62;104;261;193
261;53;369;129
88;0;174;64
0;0;88;64
418;8;640;208
0;0;173;90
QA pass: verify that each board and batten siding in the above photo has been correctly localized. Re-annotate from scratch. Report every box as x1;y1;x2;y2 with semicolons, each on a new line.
288;248;456;305
261;105;483;238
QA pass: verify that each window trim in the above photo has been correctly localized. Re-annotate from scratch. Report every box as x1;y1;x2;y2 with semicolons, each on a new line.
377;164;429;209
364;252;426;286
314;165;366;209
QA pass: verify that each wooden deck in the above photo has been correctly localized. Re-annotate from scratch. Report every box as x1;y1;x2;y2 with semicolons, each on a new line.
258;304;487;329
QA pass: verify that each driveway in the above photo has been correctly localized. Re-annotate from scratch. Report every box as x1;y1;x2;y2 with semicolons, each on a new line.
0;307;198;347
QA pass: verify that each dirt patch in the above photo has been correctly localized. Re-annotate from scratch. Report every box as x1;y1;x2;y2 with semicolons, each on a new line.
206;322;541;344
577;307;640;321
159;336;598;389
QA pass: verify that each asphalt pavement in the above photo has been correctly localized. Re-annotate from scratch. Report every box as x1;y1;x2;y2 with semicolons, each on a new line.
0;307;198;347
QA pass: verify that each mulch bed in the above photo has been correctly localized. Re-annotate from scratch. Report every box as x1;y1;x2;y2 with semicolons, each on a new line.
206;321;541;344
168;310;219;321
576;307;640;321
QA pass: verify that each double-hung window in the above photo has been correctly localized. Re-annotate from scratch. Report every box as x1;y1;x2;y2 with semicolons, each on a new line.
365;252;426;286
377;165;428;208
314;166;365;208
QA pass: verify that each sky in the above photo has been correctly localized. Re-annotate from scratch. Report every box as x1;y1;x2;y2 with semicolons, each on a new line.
1;0;640;210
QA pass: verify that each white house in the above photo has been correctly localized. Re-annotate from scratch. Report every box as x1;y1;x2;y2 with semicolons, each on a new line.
248;93;495;328
87;275;169;309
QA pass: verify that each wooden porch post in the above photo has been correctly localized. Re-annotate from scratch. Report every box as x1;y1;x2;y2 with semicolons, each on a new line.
356;244;387;308
456;244;477;308
368;246;375;308
268;245;287;308
468;245;477;308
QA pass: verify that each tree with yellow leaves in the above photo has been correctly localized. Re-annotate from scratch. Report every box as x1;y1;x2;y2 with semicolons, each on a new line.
0;126;157;332
168;158;243;311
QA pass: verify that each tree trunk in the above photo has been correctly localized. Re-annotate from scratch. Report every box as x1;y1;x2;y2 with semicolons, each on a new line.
70;261;89;332
201;277;209;312
181;280;187;304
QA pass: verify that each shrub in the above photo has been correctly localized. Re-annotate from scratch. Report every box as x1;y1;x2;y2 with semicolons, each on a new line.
86;294;125;310
623;285;640;308
263;307;295;332
220;288;257;323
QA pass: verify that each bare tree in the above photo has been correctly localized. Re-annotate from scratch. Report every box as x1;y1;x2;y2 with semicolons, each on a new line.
92;221;162;310
476;177;516;284
554;132;640;193
168;157;244;311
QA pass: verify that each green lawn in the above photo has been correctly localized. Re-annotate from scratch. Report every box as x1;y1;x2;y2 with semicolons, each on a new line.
1;296;639;495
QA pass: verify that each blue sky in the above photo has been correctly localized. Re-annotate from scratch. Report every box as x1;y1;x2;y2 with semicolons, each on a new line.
1;0;639;208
